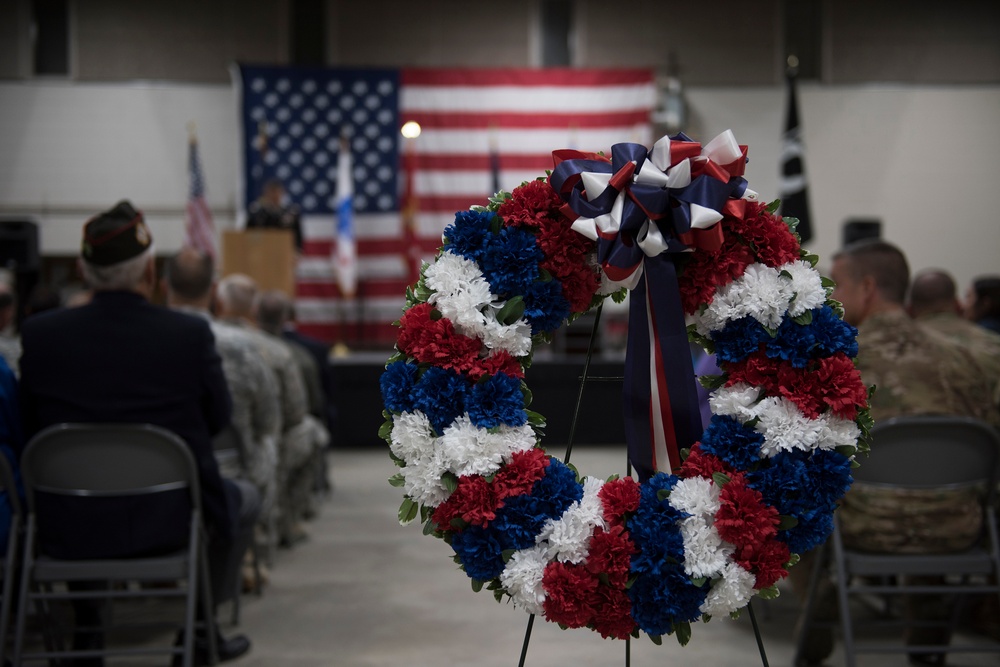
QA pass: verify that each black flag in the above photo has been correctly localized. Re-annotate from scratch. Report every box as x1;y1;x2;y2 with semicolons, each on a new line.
779;68;813;243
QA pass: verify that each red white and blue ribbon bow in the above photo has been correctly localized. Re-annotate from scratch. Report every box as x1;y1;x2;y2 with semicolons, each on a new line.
549;131;755;481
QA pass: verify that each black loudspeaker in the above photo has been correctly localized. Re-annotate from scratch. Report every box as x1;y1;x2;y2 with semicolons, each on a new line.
842;218;881;247
0;219;40;271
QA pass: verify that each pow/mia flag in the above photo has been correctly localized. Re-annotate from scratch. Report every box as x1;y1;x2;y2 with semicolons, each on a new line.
779;69;814;244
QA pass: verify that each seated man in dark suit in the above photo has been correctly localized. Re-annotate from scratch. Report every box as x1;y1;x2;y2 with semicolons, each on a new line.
18;201;256;665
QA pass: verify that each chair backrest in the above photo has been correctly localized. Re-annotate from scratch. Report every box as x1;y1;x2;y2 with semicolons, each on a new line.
0;451;21;520
858;416;1000;495
20;424;203;559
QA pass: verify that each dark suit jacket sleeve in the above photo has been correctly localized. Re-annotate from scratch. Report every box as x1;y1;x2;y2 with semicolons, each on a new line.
201;325;232;437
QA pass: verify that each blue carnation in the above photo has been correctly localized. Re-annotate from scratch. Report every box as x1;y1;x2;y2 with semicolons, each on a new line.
479;226;544;297
467;372;527;429
491;495;551;551
521;278;570;334
380;361;418;413
629;566;707;635
411;366;468;434
746;450;811;517
781;507;834;554
628;473;687;576
531;458;583;516
699;415;764;470
443;209;496;263
712;317;768;363
451;525;505;581
765;306;859;367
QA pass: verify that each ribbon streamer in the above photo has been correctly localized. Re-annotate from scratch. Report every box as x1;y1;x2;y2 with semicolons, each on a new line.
549;131;751;481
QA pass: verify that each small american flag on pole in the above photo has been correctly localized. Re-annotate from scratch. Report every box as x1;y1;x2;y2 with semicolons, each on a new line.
184;133;217;257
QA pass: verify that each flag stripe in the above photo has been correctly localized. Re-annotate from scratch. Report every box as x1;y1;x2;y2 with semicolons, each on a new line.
401;68;655;87
403;109;652;129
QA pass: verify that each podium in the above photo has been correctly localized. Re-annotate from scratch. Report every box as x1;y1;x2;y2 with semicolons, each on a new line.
221;229;296;295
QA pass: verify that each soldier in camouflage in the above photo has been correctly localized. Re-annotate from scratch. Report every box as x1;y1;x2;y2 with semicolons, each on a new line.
793;240;999;666
216;274;324;549
165;251;282;559
909;269;1000;413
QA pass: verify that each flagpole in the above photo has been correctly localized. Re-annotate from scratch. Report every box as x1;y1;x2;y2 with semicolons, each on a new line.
400;121;422;287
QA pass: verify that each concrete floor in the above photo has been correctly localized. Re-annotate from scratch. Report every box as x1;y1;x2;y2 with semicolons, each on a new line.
16;446;998;666
227;446;998;667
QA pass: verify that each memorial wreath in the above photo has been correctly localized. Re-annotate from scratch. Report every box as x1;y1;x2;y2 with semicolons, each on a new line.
379;131;872;644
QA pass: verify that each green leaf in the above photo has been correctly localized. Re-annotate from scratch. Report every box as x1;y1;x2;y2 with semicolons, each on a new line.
387;472;405;487
611;288;628;304
765;199;781;214
835;445;857;458
429;308;442;321
490;214;502;234
711;472;731;487
378;420;394;442
698;374;726;390
786;552;801;567
762;325;779;338
450;517;469;531
493;588;506;603
690;577;707;587
525;409;546;427
820;276;837;289
757;585;781;600
792;311;814;326
397;498;418;525
729;610;742;620
803;253;820;267
538;267;553;282
656;488;671;501
597;573;610;586
496;296;525;325
782;216;800;233
422;518;438;535
648;634;663;646
471;579;485;593
501;549;516;563
777;514;799;531
521;383;533;408
674;621;692;647
442;471;459;494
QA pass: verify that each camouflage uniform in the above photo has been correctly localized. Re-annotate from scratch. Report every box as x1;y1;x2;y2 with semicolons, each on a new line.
172;309;282;532
222;319;321;545
917;310;1000;413
794;310;999;663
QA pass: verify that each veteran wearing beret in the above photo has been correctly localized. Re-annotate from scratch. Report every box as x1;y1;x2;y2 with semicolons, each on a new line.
18;201;256;664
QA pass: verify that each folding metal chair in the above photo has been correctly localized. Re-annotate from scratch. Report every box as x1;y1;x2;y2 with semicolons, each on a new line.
0;450;21;665
796;415;1000;666
12;423;219;666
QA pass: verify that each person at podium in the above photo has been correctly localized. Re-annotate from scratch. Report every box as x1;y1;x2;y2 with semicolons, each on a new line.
246;178;303;251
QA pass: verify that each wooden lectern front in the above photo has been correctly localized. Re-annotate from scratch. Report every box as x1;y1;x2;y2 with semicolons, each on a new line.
221;228;296;295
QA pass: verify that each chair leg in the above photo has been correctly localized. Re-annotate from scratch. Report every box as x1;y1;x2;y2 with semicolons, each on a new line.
198;546;219;665
0;529;19;666
831;523;857;667
794;541;828;663
12;524;35;666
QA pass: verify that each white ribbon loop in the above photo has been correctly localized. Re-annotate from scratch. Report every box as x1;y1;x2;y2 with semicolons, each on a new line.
702;129;742;165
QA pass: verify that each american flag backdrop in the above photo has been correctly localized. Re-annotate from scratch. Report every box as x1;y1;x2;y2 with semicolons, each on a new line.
184;137;217;257
238;66;656;346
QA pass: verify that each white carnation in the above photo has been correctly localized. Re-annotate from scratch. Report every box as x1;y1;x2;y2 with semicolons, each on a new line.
780;260;827;317
696;264;793;335
817;414;861;452
538;478;606;564
438;416;537;478
500;545;549;615
668;477;721;519
753;397;825;457
481;315;533;357
388;411;437;463
400;450;450;508
424;251;483;297
708;384;762;422
699;562;757;617
679;518;733;579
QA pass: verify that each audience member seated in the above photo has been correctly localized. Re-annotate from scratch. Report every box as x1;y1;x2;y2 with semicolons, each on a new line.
909;269;1000;414
282;304;337;436
0;356;22;553
964;274;1000;336
165;249;281;582
793;240;1000;667
215;274;324;548
256;290;332;509
17;201;257;665
0;281;20;375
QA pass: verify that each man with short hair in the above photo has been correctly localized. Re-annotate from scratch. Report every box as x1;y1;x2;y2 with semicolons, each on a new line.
795;240;999;666
909;269;1000;412
165;249;281;562
964;274;1000;336
18;201;253;664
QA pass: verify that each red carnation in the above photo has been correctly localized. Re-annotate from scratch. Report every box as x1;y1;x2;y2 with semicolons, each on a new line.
397;302;482;373
764;353;867;420
725;350;781;390
590;586;637;640
468;350;525;381
499;179;566;229
491;448;549;500
598;477;641;527
542;561;599;628
584;525;635;587
729;201;801;268
734;538;791;590
431;475;499;530
678;242;755;315
714;474;780;550
677;443;735;480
